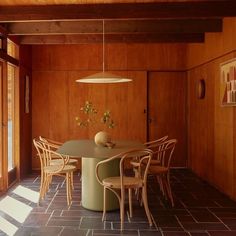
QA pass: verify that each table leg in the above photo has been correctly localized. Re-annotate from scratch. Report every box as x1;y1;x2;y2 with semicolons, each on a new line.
81;157;120;211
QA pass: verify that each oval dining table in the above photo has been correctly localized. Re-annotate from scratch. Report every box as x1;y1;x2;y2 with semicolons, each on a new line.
56;139;144;211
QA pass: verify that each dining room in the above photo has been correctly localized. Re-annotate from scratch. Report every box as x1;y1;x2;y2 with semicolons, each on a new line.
0;0;236;235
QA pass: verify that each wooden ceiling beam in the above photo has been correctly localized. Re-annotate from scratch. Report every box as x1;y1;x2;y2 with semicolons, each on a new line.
0;2;235;21
20;33;204;44
7;19;222;35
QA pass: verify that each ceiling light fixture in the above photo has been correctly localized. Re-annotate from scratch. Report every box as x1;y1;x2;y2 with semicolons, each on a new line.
76;20;132;84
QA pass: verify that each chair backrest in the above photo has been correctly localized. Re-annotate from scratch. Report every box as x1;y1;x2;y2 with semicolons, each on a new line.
144;135;168;162
33;138;68;173
154;139;177;168
144;135;168;147
39;136;62;149
96;148;153;188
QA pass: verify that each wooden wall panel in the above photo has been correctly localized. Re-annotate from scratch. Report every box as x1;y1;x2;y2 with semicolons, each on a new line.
19;45;32;178
32;43;187;72
213;54;235;198
187;65;215;182
149;72;187;167
32;70;147;169
31;42;187;170
187;16;236;199
187;17;236;69
188;54;236;198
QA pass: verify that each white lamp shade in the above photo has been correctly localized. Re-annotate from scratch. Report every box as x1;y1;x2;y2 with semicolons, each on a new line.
76;72;132;83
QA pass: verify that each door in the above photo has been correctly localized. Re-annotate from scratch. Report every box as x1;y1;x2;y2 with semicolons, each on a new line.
0;61;20;192
148;72;187;167
7;63;19;186
0;61;6;191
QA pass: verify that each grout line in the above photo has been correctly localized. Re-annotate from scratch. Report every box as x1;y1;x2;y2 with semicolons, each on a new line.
85;229;91;236
175;213;190;234
207;207;231;231
150;212;159;230
57;226;64;236
33;176;39;183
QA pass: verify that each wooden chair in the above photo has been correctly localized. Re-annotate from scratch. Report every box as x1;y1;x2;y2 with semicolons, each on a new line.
39;136;78;166
148;139;177;207
39;136;79;187
33;138;77;206
95;149;153;230
130;135;168;176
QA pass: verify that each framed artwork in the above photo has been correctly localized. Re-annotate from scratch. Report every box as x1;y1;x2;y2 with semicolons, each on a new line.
220;58;236;106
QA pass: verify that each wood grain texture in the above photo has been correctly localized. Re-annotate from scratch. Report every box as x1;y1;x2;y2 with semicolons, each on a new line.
20;33;205;44
0;2;235;21
32;70;147;169
148;72;187;167
8;19;222;35
32;43;187;71
0;0;225;6
187;17;236;199
187;18;236;69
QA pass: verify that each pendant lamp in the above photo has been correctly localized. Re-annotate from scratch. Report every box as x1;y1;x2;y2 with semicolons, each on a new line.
76;20;132;83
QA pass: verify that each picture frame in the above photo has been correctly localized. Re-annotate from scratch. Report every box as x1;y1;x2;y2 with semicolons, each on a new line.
220;58;236;106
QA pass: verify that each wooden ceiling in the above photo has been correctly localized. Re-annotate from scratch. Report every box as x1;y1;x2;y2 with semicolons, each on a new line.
0;0;236;44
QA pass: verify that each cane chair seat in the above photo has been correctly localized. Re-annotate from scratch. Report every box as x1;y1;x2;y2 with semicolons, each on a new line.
103;176;143;189
50;158;78;166
149;165;168;174
44;164;76;174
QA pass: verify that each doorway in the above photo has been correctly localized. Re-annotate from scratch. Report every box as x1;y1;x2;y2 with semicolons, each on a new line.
0;40;20;192
148;71;187;167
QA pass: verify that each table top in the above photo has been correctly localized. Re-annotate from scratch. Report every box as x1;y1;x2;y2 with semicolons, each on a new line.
56;139;144;158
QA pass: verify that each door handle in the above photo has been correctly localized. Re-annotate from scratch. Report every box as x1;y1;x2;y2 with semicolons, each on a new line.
148;118;155;123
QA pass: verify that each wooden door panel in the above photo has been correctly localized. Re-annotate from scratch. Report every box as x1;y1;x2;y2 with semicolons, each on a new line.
148;72;187;167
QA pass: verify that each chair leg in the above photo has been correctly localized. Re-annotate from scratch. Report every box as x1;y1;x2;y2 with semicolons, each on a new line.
39;171;45;201
120;188;125;231
66;173;71;206
102;187;107;221
166;173;174;207
71;172;74;190
141;186;153;226
43;174;50;198
128;188;133;218
156;175;165;196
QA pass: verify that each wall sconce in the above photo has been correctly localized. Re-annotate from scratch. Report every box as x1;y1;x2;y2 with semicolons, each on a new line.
196;79;205;99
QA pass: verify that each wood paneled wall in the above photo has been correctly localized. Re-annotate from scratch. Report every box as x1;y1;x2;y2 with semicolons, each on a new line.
19;45;32;178
187;17;236;199
31;43;187;169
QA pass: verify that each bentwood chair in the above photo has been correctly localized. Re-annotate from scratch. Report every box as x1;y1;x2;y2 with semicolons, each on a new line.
39;136;79;187
95;149;153;230
39;136;78;166
33;138;77;206
148;139;177;207
130;135;168;177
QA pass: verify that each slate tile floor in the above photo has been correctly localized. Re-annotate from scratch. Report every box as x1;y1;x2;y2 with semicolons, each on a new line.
1;169;236;235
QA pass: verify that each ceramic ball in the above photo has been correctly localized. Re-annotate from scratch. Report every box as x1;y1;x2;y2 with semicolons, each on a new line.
94;131;111;146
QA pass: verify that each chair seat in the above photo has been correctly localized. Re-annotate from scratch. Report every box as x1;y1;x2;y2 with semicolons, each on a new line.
44;164;76;174
103;176;143;189
131;159;160;167
50;158;78;166
149;165;168;174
